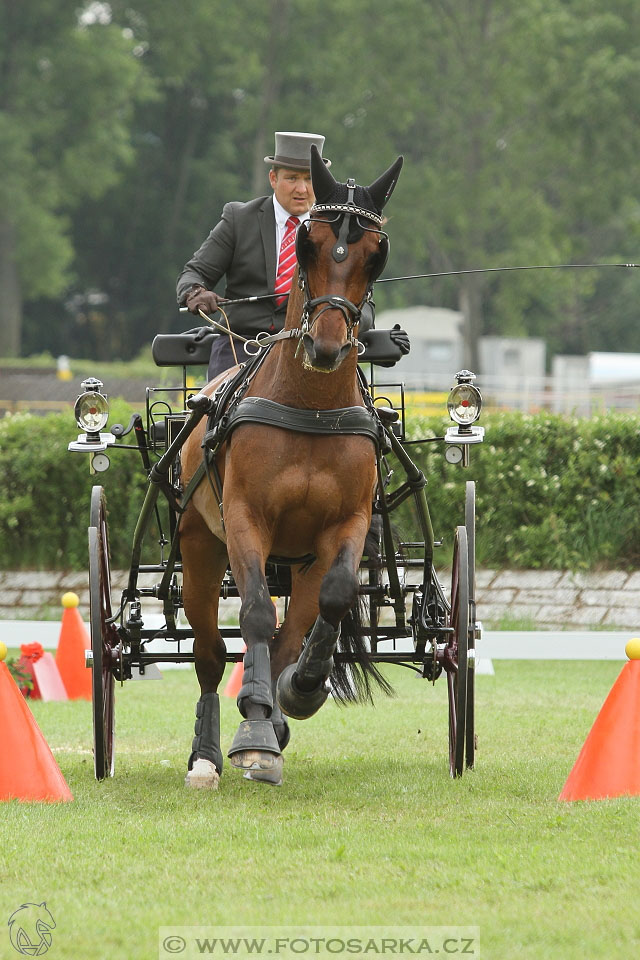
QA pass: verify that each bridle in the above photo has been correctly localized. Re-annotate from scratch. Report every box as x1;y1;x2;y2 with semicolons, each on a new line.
294;178;390;354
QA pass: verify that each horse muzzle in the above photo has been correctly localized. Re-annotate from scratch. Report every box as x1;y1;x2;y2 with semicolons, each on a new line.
302;333;353;372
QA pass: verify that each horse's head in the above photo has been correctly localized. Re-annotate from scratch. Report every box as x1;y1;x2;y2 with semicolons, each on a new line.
294;145;403;373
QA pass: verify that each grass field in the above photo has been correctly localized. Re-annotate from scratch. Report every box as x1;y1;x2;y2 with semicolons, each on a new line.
1;659;639;959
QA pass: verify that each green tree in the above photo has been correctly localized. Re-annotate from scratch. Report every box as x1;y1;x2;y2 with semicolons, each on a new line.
328;0;640;368
17;0;640;366
0;0;150;355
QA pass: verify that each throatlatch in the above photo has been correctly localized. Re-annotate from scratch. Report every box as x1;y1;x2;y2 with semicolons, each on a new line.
276;615;341;720
188;692;223;774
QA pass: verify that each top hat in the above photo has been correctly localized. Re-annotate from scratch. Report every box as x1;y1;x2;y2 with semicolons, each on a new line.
264;131;331;169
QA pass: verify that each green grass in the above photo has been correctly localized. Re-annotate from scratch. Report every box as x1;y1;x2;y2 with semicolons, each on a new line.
484;613;540;631
1;661;639;960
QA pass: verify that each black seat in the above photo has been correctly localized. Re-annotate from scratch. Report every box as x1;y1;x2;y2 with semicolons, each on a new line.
358;329;404;365
151;327;403;368
152;332;218;366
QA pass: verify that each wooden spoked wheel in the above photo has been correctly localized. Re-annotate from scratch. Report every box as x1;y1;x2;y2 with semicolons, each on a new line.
447;525;470;778
89;486;118;780
465;481;476;769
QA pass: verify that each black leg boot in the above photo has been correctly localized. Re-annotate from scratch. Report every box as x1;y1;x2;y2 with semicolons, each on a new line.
185;692;223;789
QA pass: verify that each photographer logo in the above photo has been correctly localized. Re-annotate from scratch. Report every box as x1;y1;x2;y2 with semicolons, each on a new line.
8;903;55;956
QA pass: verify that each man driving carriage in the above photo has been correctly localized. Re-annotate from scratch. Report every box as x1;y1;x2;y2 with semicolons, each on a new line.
177;131;410;379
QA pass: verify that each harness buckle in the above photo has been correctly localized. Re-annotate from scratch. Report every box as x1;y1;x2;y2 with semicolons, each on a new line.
244;332;269;356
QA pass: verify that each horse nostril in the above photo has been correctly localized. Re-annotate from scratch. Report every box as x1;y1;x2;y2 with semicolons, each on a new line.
303;334;351;371
302;333;316;363
337;342;353;363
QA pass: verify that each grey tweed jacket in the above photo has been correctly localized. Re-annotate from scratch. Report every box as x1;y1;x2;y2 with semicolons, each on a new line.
176;195;288;337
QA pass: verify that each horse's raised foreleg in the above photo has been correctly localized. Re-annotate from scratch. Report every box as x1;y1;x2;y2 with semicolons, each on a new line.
181;505;229;790
224;527;283;782
267;563;328;745
277;535;363;720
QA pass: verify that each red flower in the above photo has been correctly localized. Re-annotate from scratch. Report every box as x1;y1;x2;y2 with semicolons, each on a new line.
20;642;44;662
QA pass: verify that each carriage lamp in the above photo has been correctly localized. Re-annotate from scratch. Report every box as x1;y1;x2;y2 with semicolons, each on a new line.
444;370;485;464
75;379;109;434
447;370;482;427
68;378;116;455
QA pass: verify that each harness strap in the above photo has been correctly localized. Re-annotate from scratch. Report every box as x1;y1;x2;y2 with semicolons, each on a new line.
222;396;381;448
244;327;302;353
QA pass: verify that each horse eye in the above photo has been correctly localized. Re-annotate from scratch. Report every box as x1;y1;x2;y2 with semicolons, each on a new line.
367;250;383;274
299;237;317;262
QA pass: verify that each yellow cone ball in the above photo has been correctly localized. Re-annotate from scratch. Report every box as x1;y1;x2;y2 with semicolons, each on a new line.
625;638;640;660
61;592;80;609
0;641;7;662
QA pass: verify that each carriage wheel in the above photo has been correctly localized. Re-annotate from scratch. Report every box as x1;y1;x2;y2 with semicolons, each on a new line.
447;525;470;778
465;481;476;769
89;486;118;780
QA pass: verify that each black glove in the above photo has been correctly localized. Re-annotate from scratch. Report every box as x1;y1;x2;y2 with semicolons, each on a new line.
377;324;411;367
182;326;214;342
389;324;410;355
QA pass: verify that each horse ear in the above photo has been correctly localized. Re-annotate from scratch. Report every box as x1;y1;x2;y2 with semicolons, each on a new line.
310;144;338;203
367;156;404;211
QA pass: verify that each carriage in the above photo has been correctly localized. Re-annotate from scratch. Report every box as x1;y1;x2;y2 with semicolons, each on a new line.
68;148;485;787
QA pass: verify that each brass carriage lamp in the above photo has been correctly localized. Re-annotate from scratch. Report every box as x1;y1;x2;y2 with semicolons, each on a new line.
74;378;109;436
68;378;114;467
444;370;485;466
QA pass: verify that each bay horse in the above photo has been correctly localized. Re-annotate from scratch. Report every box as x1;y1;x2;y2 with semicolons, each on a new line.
179;145;403;787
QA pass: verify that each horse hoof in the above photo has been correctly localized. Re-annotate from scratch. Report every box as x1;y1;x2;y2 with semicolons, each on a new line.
185;758;220;790
230;748;280;772
276;663;329;720
243;754;284;786
228;718;281;764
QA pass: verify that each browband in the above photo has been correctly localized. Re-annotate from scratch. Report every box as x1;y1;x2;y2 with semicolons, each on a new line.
311;203;383;226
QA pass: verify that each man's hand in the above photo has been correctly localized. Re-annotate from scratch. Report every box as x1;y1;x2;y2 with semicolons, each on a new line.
182;326;214;342
185;285;224;316
389;324;410;355
377;324;411;367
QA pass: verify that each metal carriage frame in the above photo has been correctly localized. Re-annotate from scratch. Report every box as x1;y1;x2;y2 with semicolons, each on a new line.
71;330;484;782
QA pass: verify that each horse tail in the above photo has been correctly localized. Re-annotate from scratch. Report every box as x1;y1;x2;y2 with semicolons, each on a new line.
329;596;394;705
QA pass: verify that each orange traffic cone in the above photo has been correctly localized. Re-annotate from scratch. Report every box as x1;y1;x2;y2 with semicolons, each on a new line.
55;592;92;701
0;647;73;802
222;599;280;699
559;639;640;802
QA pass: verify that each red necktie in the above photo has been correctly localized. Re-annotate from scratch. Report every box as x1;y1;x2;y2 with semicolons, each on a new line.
274;215;300;306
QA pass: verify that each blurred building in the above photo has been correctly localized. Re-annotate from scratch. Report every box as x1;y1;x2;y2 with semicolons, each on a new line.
376;305;640;414
377;305;546;401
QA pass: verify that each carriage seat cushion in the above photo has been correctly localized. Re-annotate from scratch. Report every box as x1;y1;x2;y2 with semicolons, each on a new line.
358;328;404;365
152;331;217;366
152;327;403;367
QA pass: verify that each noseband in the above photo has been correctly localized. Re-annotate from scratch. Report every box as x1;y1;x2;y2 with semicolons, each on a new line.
295;178;390;353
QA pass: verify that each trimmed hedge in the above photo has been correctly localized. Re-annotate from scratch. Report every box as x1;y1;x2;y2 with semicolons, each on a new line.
1;406;640;570
403;410;640;570
0;401;150;570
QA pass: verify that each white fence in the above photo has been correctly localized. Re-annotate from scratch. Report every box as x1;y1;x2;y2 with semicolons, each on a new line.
378;372;640;416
